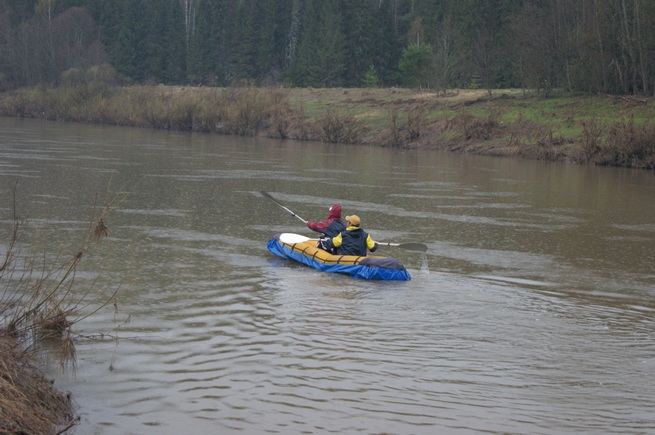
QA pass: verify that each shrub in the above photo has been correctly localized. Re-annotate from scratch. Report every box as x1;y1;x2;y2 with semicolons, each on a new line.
316;111;361;144
447;111;499;141
576;120;603;163
599;116;655;169
362;65;379;88
1;180;123;433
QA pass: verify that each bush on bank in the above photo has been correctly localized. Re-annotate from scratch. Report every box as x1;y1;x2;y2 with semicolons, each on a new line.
1;182;122;433
1;84;654;169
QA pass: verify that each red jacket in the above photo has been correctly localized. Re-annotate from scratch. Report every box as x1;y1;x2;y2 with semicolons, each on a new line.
306;204;344;238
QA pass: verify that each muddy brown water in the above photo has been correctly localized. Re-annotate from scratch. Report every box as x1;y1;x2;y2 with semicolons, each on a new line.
1;117;654;434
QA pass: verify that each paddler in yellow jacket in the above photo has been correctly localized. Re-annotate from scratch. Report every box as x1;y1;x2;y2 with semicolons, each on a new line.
326;215;378;256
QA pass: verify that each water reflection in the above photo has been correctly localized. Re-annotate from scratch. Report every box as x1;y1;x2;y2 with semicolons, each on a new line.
0;118;654;434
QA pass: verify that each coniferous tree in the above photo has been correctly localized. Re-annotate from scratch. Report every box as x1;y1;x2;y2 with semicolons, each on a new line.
374;0;403;85
112;1;146;82
187;0;213;84
82;0;122;57
257;0;292;85
222;0;242;84
270;0;293;84
2;0;655;94
284;0;304;81
341;0;376;87
291;0;319;86
293;0;344;87
188;0;240;85
159;0;186;84
141;0;166;82
236;0;258;81
235;0;284;84
399;43;433;89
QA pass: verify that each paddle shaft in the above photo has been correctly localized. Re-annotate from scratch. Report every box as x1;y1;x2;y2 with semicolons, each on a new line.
261;191;307;224
280;233;427;253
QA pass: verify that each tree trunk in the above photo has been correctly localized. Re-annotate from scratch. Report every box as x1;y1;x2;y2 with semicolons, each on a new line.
180;0;196;52
620;0;638;94
634;0;648;95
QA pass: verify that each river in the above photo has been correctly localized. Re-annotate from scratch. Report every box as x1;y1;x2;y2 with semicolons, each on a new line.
1;117;654;434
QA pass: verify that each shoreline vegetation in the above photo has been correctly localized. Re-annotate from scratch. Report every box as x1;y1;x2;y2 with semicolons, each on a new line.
1;182;120;433
1;84;654;170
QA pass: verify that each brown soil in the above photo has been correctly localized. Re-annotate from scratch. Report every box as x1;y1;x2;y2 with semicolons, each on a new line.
0;336;76;434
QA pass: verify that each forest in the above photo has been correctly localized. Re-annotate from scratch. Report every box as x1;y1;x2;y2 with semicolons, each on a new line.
1;0;654;96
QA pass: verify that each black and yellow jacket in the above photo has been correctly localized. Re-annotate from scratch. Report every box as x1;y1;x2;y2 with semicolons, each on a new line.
327;226;378;256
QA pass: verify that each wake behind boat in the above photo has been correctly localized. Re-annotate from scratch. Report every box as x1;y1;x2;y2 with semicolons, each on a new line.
267;233;411;281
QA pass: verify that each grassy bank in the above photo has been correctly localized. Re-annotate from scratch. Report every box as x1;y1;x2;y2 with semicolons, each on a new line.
1;84;654;169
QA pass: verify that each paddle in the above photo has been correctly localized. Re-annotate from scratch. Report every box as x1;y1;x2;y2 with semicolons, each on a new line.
261;191;307;224
279;233;428;253
375;241;428;253
279;233;317;244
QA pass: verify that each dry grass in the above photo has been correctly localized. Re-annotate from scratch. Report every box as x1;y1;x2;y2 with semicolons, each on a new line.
0;178;125;433
0;336;76;434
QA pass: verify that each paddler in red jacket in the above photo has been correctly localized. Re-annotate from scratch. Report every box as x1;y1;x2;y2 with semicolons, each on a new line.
307;203;345;252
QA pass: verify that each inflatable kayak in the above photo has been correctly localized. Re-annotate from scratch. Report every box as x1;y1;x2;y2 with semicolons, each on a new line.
267;233;411;281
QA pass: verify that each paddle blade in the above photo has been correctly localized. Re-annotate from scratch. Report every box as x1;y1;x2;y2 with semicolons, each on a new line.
279;233;313;244
397;243;428;253
377;241;428;253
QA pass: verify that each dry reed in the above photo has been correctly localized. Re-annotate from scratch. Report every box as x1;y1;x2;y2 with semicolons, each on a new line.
1;178;125;433
0;336;76;434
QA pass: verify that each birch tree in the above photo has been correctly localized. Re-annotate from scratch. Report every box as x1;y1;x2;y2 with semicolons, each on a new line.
285;0;303;69
180;0;197;52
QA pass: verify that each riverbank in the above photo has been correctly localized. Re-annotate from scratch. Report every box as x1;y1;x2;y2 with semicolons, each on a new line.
0;336;76;433
1;85;654;169
1;182;117;433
